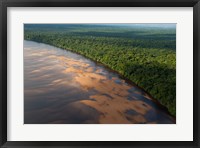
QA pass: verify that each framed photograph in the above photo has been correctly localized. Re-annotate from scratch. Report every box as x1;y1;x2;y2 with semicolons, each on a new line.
0;0;199;147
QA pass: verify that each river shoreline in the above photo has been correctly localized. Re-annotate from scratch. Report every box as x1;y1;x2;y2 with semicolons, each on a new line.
24;39;176;121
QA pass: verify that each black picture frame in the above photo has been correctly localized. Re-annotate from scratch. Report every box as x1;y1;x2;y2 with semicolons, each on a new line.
0;0;199;147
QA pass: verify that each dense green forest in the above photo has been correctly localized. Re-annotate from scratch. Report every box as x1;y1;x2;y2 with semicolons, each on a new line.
24;24;176;116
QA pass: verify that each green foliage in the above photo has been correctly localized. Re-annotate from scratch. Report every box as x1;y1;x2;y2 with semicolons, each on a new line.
24;24;176;116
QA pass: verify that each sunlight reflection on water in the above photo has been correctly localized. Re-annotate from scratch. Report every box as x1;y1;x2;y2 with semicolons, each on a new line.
24;40;175;124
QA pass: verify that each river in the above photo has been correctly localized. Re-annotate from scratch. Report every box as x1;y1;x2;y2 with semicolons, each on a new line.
24;40;175;124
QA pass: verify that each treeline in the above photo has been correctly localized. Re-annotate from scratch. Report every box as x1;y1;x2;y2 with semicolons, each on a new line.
24;24;176;116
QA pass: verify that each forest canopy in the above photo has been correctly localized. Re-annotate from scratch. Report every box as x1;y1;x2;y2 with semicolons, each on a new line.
24;24;176;116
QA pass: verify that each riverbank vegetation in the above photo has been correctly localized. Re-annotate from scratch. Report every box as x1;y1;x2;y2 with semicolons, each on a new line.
24;24;176;116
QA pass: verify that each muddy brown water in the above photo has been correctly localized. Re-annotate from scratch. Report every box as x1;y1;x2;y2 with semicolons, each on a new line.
24;40;175;124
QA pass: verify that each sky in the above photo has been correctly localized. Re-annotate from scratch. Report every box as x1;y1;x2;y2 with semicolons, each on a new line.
102;23;176;28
